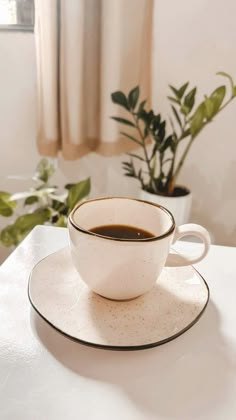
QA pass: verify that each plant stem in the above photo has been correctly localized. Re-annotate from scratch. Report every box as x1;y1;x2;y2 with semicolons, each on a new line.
170;118;189;186
165;118;186;194
166;148;176;194
172;137;193;185
132;113;158;193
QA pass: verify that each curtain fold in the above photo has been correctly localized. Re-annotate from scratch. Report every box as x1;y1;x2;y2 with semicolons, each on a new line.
35;0;154;160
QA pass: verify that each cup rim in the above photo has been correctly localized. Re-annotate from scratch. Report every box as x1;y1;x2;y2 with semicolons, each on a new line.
69;196;176;242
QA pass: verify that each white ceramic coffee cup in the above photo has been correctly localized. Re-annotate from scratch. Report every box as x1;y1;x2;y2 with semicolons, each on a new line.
68;197;210;300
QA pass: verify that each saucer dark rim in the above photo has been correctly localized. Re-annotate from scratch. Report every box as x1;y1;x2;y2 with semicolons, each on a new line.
28;267;210;352
69;196;176;242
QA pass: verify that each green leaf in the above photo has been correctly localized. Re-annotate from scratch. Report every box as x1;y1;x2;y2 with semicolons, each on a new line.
178;82;189;99
196;86;225;124
167;96;180;105
0;191;11;201
0;191;16;216
51;198;67;213
125;173;135;178
184;87;196;113
180;105;190;116
65;183;75;190
122;161;133;169
209;85;226;114
0;192;16;208
120;132;143;146
34;158;55;183
51;199;63;211
128;86;139;110
169;117;177;137
171;105;182;129
190;103;205;136
111;91;129;110
123;162;131;168
0;225;18;246
138;109;154;125
217;71;235;96
0;199;14;217
169;85;181;99
137;100;147;113
66;178;90;211
204;96;215;121
111;116;135;127
122;160;136;178
157;121;166;142
0;208;51;247
169;83;189;100
15;209;51;232
24;196;39;205
152;114;161;132
159;135;174;153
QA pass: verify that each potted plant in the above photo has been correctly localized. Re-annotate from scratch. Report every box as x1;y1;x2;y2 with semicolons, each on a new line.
111;72;236;224
0;159;90;247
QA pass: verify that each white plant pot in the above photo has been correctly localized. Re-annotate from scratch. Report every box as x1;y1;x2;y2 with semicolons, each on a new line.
140;189;192;226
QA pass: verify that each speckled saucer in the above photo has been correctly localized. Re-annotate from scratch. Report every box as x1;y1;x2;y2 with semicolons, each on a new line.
28;247;209;350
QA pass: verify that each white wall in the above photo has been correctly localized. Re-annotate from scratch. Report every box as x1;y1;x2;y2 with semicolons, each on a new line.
0;33;38;178
0;1;236;262
0;32;38;262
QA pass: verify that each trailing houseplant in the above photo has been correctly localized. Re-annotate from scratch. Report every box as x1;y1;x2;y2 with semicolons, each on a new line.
111;72;236;222
0;159;90;247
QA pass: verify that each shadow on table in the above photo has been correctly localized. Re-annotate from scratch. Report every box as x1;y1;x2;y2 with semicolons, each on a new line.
31;301;235;419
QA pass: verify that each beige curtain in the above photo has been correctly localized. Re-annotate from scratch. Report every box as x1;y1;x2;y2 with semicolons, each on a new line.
35;0;153;160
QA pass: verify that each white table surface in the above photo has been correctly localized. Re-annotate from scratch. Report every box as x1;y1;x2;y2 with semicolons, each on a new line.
0;225;236;420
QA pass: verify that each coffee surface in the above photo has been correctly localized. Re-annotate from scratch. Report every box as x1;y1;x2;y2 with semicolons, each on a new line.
90;224;155;240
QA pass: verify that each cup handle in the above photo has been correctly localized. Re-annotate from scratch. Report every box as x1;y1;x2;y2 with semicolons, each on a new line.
165;223;211;267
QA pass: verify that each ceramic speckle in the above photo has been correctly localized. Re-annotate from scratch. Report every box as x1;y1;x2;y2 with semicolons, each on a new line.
28;247;209;350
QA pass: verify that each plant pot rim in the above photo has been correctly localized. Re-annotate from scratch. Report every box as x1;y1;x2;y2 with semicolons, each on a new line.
141;186;191;199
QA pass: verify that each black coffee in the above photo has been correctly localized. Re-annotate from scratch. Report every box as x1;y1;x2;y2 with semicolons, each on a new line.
90;224;155;240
